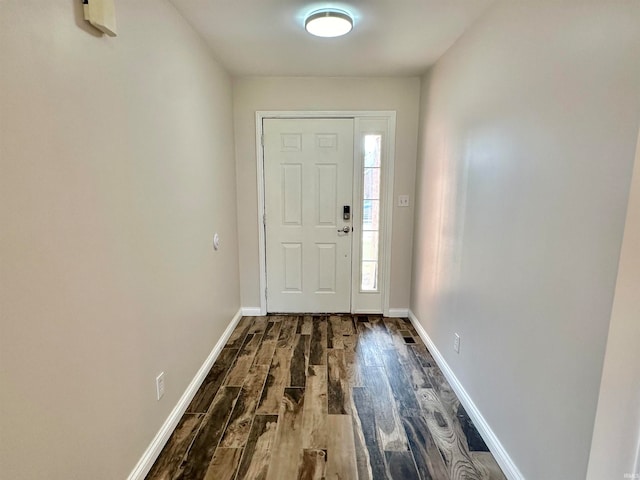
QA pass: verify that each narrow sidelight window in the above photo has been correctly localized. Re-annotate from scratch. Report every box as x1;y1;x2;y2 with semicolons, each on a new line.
361;134;382;291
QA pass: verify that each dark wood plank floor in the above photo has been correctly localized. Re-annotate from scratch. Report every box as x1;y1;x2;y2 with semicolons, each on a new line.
146;315;506;480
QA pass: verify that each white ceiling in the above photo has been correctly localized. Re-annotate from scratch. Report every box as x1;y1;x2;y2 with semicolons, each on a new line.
168;0;495;76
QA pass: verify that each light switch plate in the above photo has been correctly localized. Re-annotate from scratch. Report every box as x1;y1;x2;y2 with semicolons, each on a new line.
398;195;409;207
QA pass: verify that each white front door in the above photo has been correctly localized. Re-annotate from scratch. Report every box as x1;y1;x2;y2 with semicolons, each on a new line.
263;118;354;313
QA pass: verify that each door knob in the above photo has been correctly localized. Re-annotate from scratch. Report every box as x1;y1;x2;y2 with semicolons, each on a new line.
338;226;351;233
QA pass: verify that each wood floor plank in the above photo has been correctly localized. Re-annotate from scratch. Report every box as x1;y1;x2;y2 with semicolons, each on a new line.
380;349;422;416
426;366;460;420
220;364;270;448
456;403;490;453
257;347;293;414
352;387;389;480
342;316;355;335
309;316;327;365
146;413;204;480
342;331;357;352
186;348;239;413
369;316;394;350
290;334;310;387
203;448;242;480
385;451;421;480
227;317;253;349
265;388;306;480
328;316;344;349
301;365;328;449
249;316;269;335
326;415;358;480
454;403;506;478
254;321;283;366
297;449;327;480
174;386;241;480
236;415;279;480
351;413;373;480
411;344;436;369
355;321;382;366
416;388;482;480
402;416;449;480
471;452;507;480
362;366;408;451
344;350;364;387
383;318;413;354
298;315;313;334
151;315;506;480
277;317;298;349
397;346;433;391
327;349;351;415
225;333;263;386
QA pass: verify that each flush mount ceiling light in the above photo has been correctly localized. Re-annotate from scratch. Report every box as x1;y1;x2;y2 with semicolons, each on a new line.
305;9;353;37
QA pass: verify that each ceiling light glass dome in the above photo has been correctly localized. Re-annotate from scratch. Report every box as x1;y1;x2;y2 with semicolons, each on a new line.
305;9;353;37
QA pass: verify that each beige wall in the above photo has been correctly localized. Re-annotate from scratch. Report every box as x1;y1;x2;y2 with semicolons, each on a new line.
0;2;240;479
411;2;640;479
233;76;420;311
587;130;640;480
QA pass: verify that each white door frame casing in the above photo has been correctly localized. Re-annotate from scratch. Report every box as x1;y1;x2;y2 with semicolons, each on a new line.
255;111;397;316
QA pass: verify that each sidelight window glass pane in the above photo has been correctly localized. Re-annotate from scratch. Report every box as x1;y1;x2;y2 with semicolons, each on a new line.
361;134;382;292
363;168;380;199
362;200;379;231
364;135;381;167
361;231;379;261
361;261;378;291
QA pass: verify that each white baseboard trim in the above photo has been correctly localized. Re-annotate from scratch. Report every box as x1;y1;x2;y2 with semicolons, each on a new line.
408;310;525;480
241;307;263;316
127;308;244;480
386;308;409;318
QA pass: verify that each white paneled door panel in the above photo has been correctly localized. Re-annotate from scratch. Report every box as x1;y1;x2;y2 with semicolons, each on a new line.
264;118;354;312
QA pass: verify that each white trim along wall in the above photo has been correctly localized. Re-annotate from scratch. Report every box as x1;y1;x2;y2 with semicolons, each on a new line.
408;310;525;480
127;309;244;480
